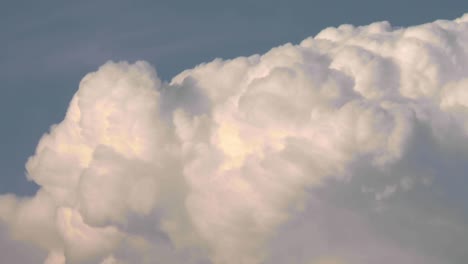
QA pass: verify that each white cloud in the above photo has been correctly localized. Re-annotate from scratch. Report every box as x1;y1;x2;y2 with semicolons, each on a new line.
1;14;468;263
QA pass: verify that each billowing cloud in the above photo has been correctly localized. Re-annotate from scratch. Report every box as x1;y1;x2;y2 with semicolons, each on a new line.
1;14;468;264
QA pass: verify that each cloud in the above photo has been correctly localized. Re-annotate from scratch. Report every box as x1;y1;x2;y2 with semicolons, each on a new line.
1;13;468;263
310;256;347;264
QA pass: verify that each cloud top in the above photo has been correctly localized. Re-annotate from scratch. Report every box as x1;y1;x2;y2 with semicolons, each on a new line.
1;14;468;264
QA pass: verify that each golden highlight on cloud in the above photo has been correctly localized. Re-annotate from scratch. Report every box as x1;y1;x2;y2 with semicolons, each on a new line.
1;14;468;264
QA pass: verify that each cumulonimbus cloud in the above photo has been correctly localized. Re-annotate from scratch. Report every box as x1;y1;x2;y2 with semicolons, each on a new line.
1;13;468;264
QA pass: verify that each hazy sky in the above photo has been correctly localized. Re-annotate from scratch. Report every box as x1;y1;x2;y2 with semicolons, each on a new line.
1;1;468;264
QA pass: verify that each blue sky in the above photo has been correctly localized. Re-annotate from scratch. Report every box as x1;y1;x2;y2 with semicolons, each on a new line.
1;1;468;264
2;0;466;195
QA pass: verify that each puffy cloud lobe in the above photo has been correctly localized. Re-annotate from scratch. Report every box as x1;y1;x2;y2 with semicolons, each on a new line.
0;14;468;263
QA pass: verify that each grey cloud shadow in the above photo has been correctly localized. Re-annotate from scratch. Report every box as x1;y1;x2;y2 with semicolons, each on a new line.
159;77;212;121
265;118;468;264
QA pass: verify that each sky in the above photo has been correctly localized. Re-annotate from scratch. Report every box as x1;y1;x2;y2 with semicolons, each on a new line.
2;0;467;195
1;1;468;263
